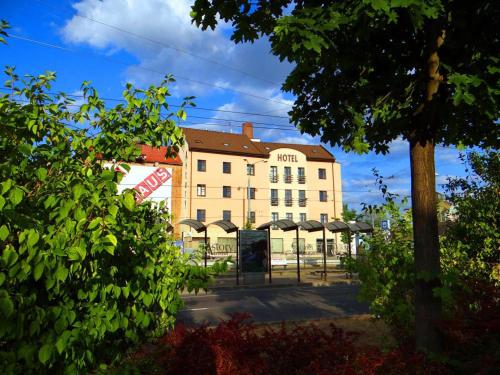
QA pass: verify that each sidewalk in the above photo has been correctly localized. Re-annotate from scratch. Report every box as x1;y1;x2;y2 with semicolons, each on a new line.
206;266;358;291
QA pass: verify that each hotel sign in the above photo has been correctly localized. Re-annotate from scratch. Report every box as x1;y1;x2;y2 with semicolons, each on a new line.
277;154;298;162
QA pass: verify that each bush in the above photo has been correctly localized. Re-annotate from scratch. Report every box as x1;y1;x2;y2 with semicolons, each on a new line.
123;314;445;375
0;69;225;373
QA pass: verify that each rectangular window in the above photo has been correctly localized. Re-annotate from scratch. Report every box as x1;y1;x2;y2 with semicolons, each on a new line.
197;159;206;172
270;166;278;182
197;209;206;222
248;211;256;224
292;238;305;253
320;213;328;223
318;168;326;179
197;184;206;197
286;212;293;221
246;164;255;176
284;166;292;183
270;189;278;206
299;190;306;207
272;212;279;222
247;187;256;199
319;191;328;202
299;213;307;222
271;238;283;253
316;239;324;253
327;239;334;256
223;186;231;198
223;162;231;174
223;210;231;221
285;189;292;206
297;167;306;183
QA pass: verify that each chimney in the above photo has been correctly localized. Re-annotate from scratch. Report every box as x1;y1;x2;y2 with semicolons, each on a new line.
242;122;254;139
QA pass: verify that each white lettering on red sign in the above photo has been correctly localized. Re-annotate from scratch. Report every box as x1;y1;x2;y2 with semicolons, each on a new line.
134;167;171;203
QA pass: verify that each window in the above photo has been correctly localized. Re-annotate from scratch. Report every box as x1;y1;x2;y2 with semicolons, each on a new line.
316;239;324;253
197;184;206;197
319;190;328;202
286;213;293;221
246;164;255;176
271;238;283;253
270;189;278;206
299;190;306;207
197;159;206;172
318;168;326;179
292;238;305;253
223;210;231;221
223;162;231;174
320;213;328;223
197;209;206;222
247;187;256;199
299;213;307;222
285;189;292;206
327;239;334;256
271;212;279;222
248;211;256;223
284;166;292;183
223;186;231;198
298;167;306;183
270;166;278;182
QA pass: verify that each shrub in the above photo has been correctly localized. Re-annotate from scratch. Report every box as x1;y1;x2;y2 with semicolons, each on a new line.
123;314;445;374
0;69;225;373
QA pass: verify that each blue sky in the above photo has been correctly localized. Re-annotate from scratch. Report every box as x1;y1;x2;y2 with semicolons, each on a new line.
1;0;470;211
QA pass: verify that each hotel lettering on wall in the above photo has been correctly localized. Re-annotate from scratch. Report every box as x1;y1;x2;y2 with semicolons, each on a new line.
134;167;171;202
277;154;298;162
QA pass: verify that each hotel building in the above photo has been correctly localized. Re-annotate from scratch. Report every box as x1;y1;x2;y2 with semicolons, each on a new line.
178;122;344;259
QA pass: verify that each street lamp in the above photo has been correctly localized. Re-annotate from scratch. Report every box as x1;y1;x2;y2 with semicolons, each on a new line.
243;158;267;227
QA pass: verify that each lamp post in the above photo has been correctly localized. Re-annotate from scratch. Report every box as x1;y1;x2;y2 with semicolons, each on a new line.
243;158;267;227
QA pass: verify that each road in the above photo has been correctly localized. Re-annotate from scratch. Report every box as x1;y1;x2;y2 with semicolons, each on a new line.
178;284;368;325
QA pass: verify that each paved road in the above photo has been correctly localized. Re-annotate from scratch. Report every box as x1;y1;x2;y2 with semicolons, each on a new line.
178;284;368;325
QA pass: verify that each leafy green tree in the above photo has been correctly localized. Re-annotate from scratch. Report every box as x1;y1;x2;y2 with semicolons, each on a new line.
340;203;357;245
0;60;225;372
191;0;499;352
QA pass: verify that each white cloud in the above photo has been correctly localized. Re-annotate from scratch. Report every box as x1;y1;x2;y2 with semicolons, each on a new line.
61;0;294;100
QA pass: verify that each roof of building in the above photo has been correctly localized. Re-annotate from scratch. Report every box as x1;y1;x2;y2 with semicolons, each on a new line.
181;127;335;162
138;145;183;165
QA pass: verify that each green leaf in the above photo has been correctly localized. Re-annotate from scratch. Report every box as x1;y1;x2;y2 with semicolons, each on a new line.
0;225;8;241
0;196;5;210
9;187;23;206
36;168;48;181
56;266;69;282
0;272;5;286
143;293;153;307
27;230;39;248
38;344;53;365
123;193;135;210
33;262;44;281
104;233;117;247
72;184;85;200
177;109;187;121
0;294;14;317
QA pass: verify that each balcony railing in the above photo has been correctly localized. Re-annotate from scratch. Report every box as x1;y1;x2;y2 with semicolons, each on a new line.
269;175;278;183
284;198;293;207
270;197;279;206
284;175;293;183
297;175;306;184
298;198;307;207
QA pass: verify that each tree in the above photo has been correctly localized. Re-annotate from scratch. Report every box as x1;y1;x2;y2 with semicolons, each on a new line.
0;24;225;371
191;1;499;352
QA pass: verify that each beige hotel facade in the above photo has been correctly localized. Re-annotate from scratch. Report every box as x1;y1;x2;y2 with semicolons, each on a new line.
178;122;344;259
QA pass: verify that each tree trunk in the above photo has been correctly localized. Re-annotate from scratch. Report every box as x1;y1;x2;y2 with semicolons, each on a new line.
410;138;442;353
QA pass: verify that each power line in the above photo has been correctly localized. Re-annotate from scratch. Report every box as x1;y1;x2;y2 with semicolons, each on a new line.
8;34;292;107
35;0;283;87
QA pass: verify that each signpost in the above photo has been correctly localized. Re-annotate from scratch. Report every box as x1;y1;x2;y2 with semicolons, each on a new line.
239;230;268;284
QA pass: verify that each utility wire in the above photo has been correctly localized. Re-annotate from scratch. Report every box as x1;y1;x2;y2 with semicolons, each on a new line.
35;0;283;87
8;34;292;107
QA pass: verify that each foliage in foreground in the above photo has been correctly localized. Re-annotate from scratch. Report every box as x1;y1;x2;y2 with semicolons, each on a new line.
119;313;445;375
0;70;225;374
346;151;500;370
